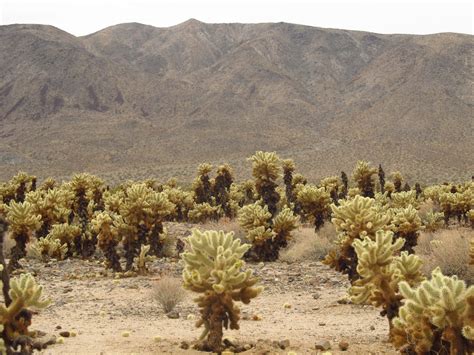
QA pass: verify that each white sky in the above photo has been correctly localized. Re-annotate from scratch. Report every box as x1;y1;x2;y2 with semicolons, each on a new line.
1;0;472;36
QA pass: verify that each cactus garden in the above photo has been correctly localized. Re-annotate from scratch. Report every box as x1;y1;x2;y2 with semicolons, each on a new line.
0;154;472;354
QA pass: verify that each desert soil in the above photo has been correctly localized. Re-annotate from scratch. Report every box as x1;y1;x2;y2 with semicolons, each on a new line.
6;224;398;355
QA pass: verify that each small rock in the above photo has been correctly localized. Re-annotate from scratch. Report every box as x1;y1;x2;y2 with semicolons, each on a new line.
339;340;349;351
315;340;331;351
278;339;290;349
180;341;190;349
59;331;70;338
370;325;375;330
166;311;180;319
337;298;350;304
318;322;326;326
312;293;321;300
55;325;62;330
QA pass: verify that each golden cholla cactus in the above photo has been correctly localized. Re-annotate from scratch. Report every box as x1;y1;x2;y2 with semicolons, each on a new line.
164;186;194;221
29;235;68;261
91;211;122;271
133;244;154;275
324;195;392;281
392;268;474;354
352;161;377;198
282;159;296;206
237;203;275;260
10;171;36;202
248;151;280;217
272;207;299;252
347;187;361;198
39;177;56;191
390;191;418;209
5;201;42;269
390;205;424;253
296;184;331;230
390;171;404;192
26;187;71;238
213;164;234;218
0;265;50;352
147;191;175;256
188;203;220;223
350;230;424;332
182;230;262;352
330;195;392;240
103;189;125;214
422;211;445;232
194;163;213;204
47;223;81;248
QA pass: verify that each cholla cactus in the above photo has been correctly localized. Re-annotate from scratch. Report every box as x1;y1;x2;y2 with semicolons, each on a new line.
324;195;392;281
470;238;474;265
193;163;213;204
390;191;418;209
26;187;72;239
29;235;68;261
134;244;154;275
282;159;296;206
238;202;298;261
10;172;36;203
378;164;386;194
296;185;331;230
320;176;341;204
391;171;404;193
350;230;424;332
5;201;42;270
213;164;234;218
47;222;81;254
248;151;281;217
182;230;262;352
0;265;50;353
164;186;193;222
422;211;445;232
91;211;122;272
392;268;474;354
69;173;104;257
352;161;377;198
188;203;220;223
390;205;424;253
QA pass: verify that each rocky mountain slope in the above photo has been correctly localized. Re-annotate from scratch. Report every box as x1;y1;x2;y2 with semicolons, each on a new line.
0;20;472;183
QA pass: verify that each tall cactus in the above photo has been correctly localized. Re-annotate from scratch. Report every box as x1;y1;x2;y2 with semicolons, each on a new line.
182;230;262;352
248;151;281;217
352;161;377;198
5;201;41;270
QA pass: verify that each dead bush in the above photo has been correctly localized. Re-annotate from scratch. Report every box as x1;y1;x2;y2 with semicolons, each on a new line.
415;228;474;284
280;224;337;263
152;276;186;313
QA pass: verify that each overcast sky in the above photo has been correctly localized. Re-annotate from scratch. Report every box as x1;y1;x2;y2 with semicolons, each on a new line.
1;0;472;36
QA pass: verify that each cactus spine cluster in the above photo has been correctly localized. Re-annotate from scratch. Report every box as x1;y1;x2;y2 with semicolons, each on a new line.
182;230;262;352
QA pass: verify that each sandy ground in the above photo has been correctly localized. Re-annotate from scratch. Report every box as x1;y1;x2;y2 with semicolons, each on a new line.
5;252;400;355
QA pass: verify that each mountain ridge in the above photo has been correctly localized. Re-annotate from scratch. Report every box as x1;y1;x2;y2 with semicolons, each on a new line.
0;20;472;183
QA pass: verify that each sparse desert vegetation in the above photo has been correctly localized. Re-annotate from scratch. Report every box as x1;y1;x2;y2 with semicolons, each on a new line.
0;152;472;354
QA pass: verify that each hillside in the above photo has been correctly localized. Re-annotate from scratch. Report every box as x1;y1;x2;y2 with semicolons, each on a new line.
0;20;472;183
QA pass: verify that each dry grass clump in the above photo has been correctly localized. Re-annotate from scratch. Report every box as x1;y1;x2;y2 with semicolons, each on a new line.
414;228;474;284
152;276;186;313
280;224;337;263
417;199;439;217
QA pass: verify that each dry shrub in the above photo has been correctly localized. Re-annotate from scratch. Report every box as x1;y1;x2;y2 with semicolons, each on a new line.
415;228;474;284
280;223;338;263
2;232;15;258
152;276;186;313
418;199;438;217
